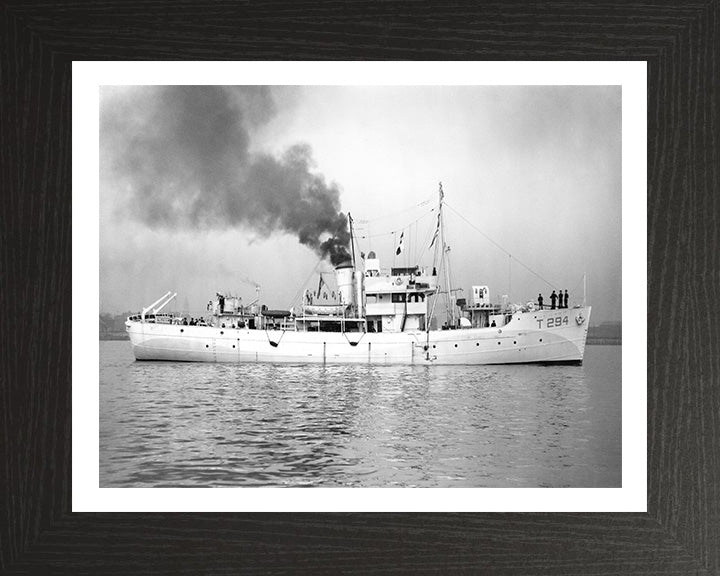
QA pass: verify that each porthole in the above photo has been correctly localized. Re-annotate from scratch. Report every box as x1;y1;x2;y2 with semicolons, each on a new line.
539;338;543;342
206;344;209;348
433;345;436;349
454;344;458;348
476;343;479;346
497;342;501;345
513;340;517;344
180;329;184;333
232;345;236;349
220;331;224;335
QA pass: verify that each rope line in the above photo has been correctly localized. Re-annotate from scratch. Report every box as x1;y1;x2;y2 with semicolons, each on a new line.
570;274;585;295
444;201;558;291
353;195;434;225
355;206;435;239
286;257;324;309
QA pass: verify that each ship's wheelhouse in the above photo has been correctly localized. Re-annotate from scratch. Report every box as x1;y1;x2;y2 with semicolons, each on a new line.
363;258;438;333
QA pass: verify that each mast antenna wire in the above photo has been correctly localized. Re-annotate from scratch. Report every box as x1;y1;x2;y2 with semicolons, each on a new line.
444;201;558;291
356;206;435;239
355;195;435;225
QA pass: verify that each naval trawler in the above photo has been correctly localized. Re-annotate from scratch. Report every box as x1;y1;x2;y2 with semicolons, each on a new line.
125;185;591;365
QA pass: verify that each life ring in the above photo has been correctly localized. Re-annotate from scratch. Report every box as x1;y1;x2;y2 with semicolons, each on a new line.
576;314;585;325
395;277;403;285
526;302;535;311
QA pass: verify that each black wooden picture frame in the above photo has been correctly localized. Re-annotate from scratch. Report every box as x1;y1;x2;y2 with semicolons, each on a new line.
2;2;718;574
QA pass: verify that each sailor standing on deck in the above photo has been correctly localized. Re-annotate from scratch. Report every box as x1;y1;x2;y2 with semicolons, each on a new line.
538;293;544;310
564;290;569;309
550;290;557;310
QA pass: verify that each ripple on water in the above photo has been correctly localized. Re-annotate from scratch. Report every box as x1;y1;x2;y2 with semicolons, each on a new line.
99;342;621;487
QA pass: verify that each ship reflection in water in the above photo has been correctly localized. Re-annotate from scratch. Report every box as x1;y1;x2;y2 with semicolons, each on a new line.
100;342;620;488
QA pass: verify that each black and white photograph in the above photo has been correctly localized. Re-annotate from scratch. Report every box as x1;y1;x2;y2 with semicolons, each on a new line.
6;1;718;571
98;83;622;489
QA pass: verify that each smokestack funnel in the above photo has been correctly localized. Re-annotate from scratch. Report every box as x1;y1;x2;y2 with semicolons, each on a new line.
335;261;354;309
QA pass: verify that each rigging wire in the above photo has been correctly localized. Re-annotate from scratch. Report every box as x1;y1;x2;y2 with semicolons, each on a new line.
355;207;435;240
286;257;324;310
444;201;558;291
426;232;445;330
570;274;585;295
353;195;434;225
418;209;437;256
366;206;437;268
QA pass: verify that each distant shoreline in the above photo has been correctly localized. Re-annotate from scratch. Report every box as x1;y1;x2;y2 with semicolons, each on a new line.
100;333;129;341
587;339;621;345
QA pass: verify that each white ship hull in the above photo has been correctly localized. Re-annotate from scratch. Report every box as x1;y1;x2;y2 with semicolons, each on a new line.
126;306;591;365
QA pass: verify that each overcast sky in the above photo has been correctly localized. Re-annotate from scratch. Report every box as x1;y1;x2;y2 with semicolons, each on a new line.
100;85;621;323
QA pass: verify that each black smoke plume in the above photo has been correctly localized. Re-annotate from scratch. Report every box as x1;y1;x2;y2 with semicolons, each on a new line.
101;86;351;265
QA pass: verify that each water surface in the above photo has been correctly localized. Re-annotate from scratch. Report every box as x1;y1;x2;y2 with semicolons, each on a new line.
100;342;621;487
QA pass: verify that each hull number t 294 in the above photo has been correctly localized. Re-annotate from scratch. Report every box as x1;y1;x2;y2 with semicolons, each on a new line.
538;316;569;329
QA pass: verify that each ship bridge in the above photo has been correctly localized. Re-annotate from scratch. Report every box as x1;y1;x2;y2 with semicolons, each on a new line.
363;254;439;333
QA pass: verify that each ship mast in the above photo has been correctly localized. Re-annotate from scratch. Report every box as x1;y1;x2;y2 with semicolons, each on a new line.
438;183;456;327
425;182;450;335
348;212;356;269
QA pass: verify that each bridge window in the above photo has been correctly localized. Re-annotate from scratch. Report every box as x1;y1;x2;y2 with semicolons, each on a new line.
391;293;406;303
406;293;426;303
